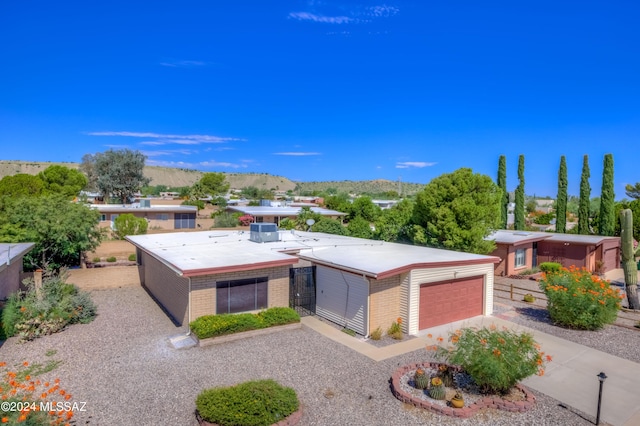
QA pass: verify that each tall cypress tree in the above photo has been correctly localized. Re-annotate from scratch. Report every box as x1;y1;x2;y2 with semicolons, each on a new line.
578;155;591;235
599;153;615;235
498;155;508;229
556;156;567;233
514;155;525;230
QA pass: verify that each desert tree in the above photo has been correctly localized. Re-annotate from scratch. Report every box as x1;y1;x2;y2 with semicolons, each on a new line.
497;155;508;229
598;154;615;236
555;156;568;233
514;155;525;230
578;155;591;234
411;168;501;254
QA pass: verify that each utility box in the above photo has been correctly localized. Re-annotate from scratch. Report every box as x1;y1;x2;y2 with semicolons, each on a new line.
249;223;279;243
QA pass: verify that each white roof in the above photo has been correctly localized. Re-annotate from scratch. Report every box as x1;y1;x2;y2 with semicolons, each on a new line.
91;204;197;213
487;230;619;246
227;206;346;216
0;243;35;272
127;230;497;278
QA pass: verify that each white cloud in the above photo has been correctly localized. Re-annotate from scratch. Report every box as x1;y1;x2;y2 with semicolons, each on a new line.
147;159;196;168
199;160;248;169
273;152;322;156
289;12;354;24
160;60;206;68
395;161;437;169
86;131;243;145
141;149;195;157
368;5;399;17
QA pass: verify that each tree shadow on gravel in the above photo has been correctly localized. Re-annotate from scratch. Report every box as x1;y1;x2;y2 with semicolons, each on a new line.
514;306;552;324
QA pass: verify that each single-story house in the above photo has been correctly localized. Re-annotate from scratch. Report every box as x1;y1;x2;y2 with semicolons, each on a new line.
225;206;346;225
127;228;499;336
487;230;621;276
92;202;198;230
0;243;35;300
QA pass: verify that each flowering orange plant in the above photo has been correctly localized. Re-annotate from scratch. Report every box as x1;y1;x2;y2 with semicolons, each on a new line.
426;326;551;394
0;360;74;425
540;266;622;330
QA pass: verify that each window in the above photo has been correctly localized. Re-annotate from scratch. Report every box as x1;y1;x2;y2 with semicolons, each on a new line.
216;277;268;314
515;248;526;268
156;213;169;221
99;214;107;221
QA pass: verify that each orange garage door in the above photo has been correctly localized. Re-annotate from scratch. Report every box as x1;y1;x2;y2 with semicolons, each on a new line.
419;276;484;330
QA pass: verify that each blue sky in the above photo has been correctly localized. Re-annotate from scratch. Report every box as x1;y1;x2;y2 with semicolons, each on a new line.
1;1;638;198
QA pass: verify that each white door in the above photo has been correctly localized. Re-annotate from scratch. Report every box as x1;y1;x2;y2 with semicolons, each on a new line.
315;266;369;336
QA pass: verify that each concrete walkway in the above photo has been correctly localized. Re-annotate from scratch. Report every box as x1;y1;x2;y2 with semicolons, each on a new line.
301;315;640;426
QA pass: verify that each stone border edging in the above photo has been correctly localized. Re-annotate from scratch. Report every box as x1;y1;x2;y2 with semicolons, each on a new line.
390;362;536;418
195;322;301;347
196;406;303;426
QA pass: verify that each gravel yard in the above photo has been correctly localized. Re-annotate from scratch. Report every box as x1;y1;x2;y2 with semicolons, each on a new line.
0;285;613;426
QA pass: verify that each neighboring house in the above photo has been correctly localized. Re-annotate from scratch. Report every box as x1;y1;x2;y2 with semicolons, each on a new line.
487;230;621;276
0;243;35;300
225;206;346;225
92;201;198;231
127;228;499;336
534;199;555;214
371;199;399;210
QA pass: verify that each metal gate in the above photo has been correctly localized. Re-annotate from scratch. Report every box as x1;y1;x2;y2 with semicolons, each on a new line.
289;266;316;316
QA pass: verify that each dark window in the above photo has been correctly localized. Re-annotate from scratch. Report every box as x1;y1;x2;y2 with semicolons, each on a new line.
174;212;196;229
216;277;268;314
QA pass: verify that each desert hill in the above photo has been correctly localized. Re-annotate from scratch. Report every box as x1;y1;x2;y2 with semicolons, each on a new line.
0;160;424;195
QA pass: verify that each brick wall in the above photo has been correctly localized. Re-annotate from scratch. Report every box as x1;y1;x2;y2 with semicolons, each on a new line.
491;244;509;277
369;274;401;333
142;254;190;325
0;257;24;300
190;265;290;321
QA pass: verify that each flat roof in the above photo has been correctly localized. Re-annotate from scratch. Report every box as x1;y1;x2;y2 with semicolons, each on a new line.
487;230;552;245
487;230;620;246
91;204;198;213
127;230;498;278
226;206;346;216
0;243;35;272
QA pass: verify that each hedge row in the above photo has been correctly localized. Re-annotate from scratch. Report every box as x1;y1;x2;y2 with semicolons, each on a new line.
190;307;300;340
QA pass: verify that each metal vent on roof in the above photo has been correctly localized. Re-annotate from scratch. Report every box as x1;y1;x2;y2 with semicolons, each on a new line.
514;232;532;236
249;223;279;243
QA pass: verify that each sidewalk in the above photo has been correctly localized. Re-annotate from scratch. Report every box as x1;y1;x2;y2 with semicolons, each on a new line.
301;315;640;426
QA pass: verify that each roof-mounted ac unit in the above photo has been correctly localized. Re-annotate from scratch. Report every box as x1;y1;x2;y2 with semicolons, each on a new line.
249;223;279;243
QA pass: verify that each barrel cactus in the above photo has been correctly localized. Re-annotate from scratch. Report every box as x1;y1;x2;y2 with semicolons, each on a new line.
438;364;454;387
414;369;429;390
429;377;446;400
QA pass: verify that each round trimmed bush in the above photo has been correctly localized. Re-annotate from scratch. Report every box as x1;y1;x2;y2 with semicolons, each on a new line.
540;266;621;330
196;379;299;426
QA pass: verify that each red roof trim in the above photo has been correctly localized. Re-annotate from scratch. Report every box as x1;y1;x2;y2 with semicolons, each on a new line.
181;258;298;277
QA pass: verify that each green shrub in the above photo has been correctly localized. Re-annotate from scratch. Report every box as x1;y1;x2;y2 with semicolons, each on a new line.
106;256;117;262
539;262;562;273
257;307;300;327
196;379;299;426
2;271;97;341
519;267;540;275
429;326;551;394
1;293;22;338
369;326;383;340
387;317;403;339
128;253;136;262
214;212;239;228
92;256;101;263
523;293;535;303
540;266;621;330
113;213;148;239
190;307;300;340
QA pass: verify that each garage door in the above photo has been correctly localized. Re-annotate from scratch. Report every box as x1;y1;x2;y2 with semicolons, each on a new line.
603;248;619;272
316;266;369;336
419;276;484;330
